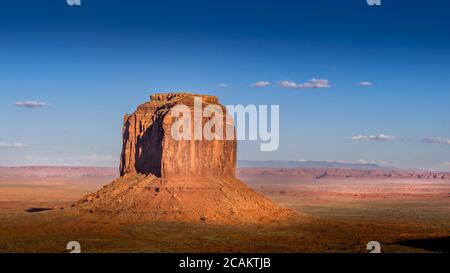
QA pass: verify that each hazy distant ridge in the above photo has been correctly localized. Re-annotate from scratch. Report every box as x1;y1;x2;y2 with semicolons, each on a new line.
238;160;385;170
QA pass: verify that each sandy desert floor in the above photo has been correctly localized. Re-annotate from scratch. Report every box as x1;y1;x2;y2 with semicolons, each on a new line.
0;172;448;253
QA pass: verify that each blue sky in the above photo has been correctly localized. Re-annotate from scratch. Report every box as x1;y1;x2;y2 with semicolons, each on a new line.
1;0;449;170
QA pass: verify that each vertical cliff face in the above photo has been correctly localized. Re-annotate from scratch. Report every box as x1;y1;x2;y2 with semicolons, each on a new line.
120;93;237;178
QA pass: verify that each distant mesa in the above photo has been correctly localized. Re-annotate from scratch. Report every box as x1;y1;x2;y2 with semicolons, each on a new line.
237;160;387;170
75;93;291;223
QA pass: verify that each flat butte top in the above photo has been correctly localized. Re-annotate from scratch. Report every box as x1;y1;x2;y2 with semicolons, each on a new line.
134;92;219;112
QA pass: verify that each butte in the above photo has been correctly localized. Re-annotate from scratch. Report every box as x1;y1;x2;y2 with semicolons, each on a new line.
75;93;292;223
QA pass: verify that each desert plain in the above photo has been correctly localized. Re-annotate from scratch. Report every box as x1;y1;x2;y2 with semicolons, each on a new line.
0;166;448;253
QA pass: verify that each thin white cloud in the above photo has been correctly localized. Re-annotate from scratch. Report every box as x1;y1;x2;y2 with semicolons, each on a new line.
351;134;396;142
351;135;450;146
357;159;390;165
356;81;373;86
330;159;390;165
279;78;330;89
438;162;450;169
251;81;270;87
217;83;228;88
0;142;28;148
25;155;50;161
14;101;47;108
420;137;450;145
82;154;117;162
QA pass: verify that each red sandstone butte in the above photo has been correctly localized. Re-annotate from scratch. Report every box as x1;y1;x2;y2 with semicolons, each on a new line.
120;92;236;178
76;93;291;223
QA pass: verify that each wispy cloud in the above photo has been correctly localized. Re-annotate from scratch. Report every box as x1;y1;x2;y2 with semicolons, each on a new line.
0;142;28;148
15;101;47;108
350;134;450;146
217;83;228;88
438;162;450;169
356;81;373;87
351;134;396;142
357;159;390;165
318;159;391;166
420;137;450;145
25;155;49;161
251;81;270;87
82;154;117;162
279;78;330;89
